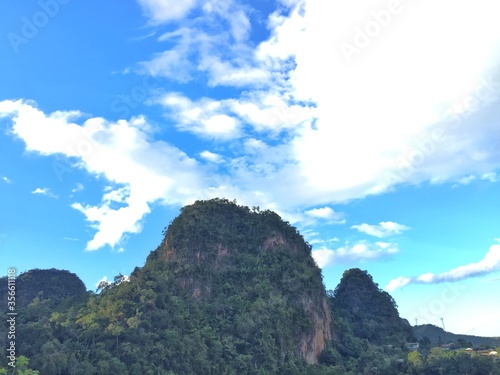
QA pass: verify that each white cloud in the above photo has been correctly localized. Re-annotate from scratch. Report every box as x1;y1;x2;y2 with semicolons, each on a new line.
351;221;409;238
72;183;84;193
456;174;477;186
136;0;197;24
2;176;11;183
159;91;316;137
1;100;205;251
454;172;499;186
137;0;260;87
95;276;111;290
159;93;240;139
139;50;192;82
202;0;251;42
305;207;334;219
201;58;271;88
148;0;500;207
199;150;223;163
312;248;336;269
31;187;58;199
481;172;499;183
386;241;500;291
385;276;412;291
3;0;500;250
304;207;344;223
230;92;317;132
312;240;399;268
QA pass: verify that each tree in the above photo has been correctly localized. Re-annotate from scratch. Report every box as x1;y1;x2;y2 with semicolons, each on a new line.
407;350;423;368
2;356;40;375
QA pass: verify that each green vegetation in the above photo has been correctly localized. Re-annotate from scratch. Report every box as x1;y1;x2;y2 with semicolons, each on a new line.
414;324;500;349
1;199;499;374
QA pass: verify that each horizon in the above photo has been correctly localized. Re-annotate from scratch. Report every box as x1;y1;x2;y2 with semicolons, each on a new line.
1;0;500;337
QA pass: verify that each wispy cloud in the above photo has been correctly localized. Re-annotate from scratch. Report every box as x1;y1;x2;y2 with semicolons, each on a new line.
481;172;499;183
386;241;500;291
31;187;58;199
351;221;409;238
72;183;84;193
312;241;399;268
453;172;499;187
136;0;197;25
2;176;11;184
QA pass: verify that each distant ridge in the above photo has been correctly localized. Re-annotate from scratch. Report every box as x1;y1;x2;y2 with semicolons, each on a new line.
414;324;500;348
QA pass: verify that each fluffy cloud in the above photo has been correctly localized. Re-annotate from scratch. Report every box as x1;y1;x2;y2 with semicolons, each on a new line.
304;207;345;223
3;0;500;250
386;241;500;291
312;241;399;268
1;100;205;251
199;150;224;163
159;91;316;138
146;0;500;207
351;221;410;238
279;1;500;201
159;94;241;139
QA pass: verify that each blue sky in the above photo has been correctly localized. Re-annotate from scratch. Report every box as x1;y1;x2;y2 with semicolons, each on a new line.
1;0;500;336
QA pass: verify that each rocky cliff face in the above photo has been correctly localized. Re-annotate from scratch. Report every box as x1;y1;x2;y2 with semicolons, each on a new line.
148;198;332;364
298;295;332;363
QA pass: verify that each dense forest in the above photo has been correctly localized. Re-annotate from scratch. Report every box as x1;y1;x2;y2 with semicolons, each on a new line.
1;199;499;374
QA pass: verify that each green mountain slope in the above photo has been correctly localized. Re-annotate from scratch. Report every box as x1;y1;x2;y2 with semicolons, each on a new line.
331;268;414;345
415;324;500;348
1;199;499;375
0;268;87;309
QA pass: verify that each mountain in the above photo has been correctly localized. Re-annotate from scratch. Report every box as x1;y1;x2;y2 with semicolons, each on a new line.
414;324;500;348
0;268;87;309
1;199;498;375
141;198;332;365
0;199;334;374
330;268;414;345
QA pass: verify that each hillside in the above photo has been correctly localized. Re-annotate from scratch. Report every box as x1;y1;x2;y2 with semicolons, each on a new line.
0;268;87;309
415;324;500;348
140;198;332;367
1;199;334;374
330;268;414;345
